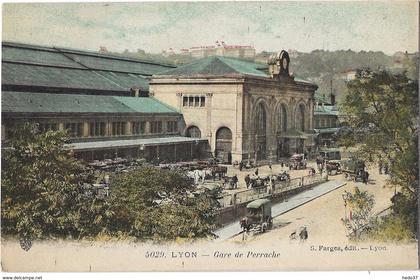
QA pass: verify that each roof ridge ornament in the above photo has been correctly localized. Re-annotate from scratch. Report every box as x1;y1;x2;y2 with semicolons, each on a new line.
268;50;291;80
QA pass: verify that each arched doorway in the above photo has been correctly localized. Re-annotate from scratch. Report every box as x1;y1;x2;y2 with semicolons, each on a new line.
185;125;201;138
295;103;306;153
215;127;232;164
276;104;289;158
254;102;267;161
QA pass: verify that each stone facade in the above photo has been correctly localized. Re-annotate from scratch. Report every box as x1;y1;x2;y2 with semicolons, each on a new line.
150;51;318;163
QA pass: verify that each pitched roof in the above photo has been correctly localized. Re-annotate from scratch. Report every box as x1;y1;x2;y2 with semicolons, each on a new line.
314;105;339;116
2;42;176;93
2;91;179;114
314;93;332;105
156;56;268;77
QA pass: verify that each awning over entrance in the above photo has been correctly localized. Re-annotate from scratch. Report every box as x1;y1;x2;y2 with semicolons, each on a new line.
65;136;206;151
314;127;339;134
278;129;315;139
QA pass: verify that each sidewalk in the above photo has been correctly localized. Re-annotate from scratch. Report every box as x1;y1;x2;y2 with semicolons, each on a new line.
213;179;347;241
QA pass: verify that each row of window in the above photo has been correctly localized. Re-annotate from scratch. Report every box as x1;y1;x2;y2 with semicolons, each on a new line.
315;118;338;128
35;120;178;137
182;96;206;107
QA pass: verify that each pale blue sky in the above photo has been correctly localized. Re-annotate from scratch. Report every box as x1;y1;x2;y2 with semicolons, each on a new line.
3;1;418;54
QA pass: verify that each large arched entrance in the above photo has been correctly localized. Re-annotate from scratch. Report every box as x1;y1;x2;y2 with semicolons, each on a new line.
254;102;267;161
215;127;232;164
276;104;290;158
185;125;201;138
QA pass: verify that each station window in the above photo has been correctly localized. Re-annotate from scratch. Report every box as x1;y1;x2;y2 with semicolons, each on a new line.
167;121;178;133
150;121;162;134
132;121;147;135
182;95;206;107
89;122;105;137
38;123;58;133
65;123;83;137
112;122;126;136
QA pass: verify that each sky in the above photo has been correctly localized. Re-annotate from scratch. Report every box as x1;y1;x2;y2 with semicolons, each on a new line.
3;1;418;55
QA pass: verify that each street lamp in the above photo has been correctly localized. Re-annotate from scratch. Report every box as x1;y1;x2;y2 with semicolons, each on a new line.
341;192;349;220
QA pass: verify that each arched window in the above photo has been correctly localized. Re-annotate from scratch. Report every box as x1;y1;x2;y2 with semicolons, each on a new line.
255;103;267;135
296;104;305;131
276;104;288;133
216;127;232;140
185;126;201;138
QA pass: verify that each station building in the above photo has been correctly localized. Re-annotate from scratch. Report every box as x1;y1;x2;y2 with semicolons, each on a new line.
150;51;318;163
2;42;207;162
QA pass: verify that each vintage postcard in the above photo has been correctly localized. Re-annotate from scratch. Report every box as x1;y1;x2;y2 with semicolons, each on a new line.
1;0;419;275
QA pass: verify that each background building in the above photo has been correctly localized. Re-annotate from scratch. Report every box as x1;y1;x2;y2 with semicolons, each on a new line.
163;41;256;60
313;93;339;147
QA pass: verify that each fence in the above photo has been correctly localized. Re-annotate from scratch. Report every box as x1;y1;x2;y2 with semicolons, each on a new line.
218;173;328;209
346;206;392;238
234;185;268;205
302;173;324;186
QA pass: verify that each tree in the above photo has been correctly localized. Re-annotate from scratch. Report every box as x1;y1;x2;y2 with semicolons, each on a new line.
1;123;112;242
339;69;418;238
342;187;375;238
108;167;221;241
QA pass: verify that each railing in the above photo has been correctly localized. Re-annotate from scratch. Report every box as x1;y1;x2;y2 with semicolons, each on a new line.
346;206;392;238
218;194;234;208
302;173;324;186
218;173;328;208
234;186;268;204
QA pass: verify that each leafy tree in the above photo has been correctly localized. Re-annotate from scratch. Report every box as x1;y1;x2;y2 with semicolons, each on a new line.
1;123;112;241
108;167;221;241
342;187;375;238
339;69;418;239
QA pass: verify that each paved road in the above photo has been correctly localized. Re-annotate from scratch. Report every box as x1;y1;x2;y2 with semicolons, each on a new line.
213;180;347;241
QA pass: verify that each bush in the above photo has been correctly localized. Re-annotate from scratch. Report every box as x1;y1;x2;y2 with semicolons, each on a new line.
365;215;415;242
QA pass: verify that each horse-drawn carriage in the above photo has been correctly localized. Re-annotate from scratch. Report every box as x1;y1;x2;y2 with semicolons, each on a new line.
240;199;273;234
326;160;341;175
288;153;307;170
341;158;366;181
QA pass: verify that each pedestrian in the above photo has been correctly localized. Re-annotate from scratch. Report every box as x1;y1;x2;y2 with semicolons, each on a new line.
267;179;273;194
245;174;250;189
362;171;368;184
232;174;238;189
281;161;284;168
384;163;389;175
222;176;228;188
299;226;308;242
269;160;272;172
239;161;243;171
255;168;259;176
